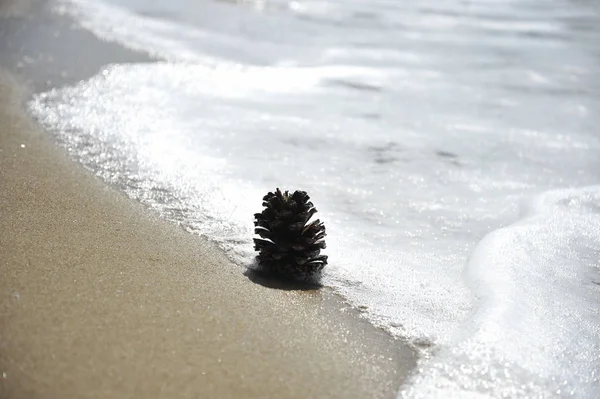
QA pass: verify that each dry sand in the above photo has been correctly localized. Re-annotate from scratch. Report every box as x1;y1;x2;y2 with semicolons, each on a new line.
0;4;416;396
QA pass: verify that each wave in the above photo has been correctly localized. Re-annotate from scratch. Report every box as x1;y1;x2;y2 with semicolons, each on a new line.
400;186;600;398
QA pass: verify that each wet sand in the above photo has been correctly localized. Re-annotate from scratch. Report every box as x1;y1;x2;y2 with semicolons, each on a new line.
0;1;416;398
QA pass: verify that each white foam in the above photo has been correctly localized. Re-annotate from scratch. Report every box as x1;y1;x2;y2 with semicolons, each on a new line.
54;0;227;63
399;186;600;398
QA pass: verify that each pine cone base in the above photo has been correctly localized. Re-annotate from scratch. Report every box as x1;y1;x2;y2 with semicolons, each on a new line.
255;254;327;281
254;188;328;281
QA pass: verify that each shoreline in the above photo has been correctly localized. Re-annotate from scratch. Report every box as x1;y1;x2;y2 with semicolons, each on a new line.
0;1;417;398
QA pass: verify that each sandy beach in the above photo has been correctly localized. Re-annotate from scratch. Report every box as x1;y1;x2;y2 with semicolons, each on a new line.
0;1;416;398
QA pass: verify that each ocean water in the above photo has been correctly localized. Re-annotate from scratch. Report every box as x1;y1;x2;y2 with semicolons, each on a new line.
29;0;600;396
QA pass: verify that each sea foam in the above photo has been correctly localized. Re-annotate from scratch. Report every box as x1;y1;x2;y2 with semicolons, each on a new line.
400;187;600;397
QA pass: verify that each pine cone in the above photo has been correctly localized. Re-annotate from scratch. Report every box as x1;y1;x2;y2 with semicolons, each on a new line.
253;188;328;280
